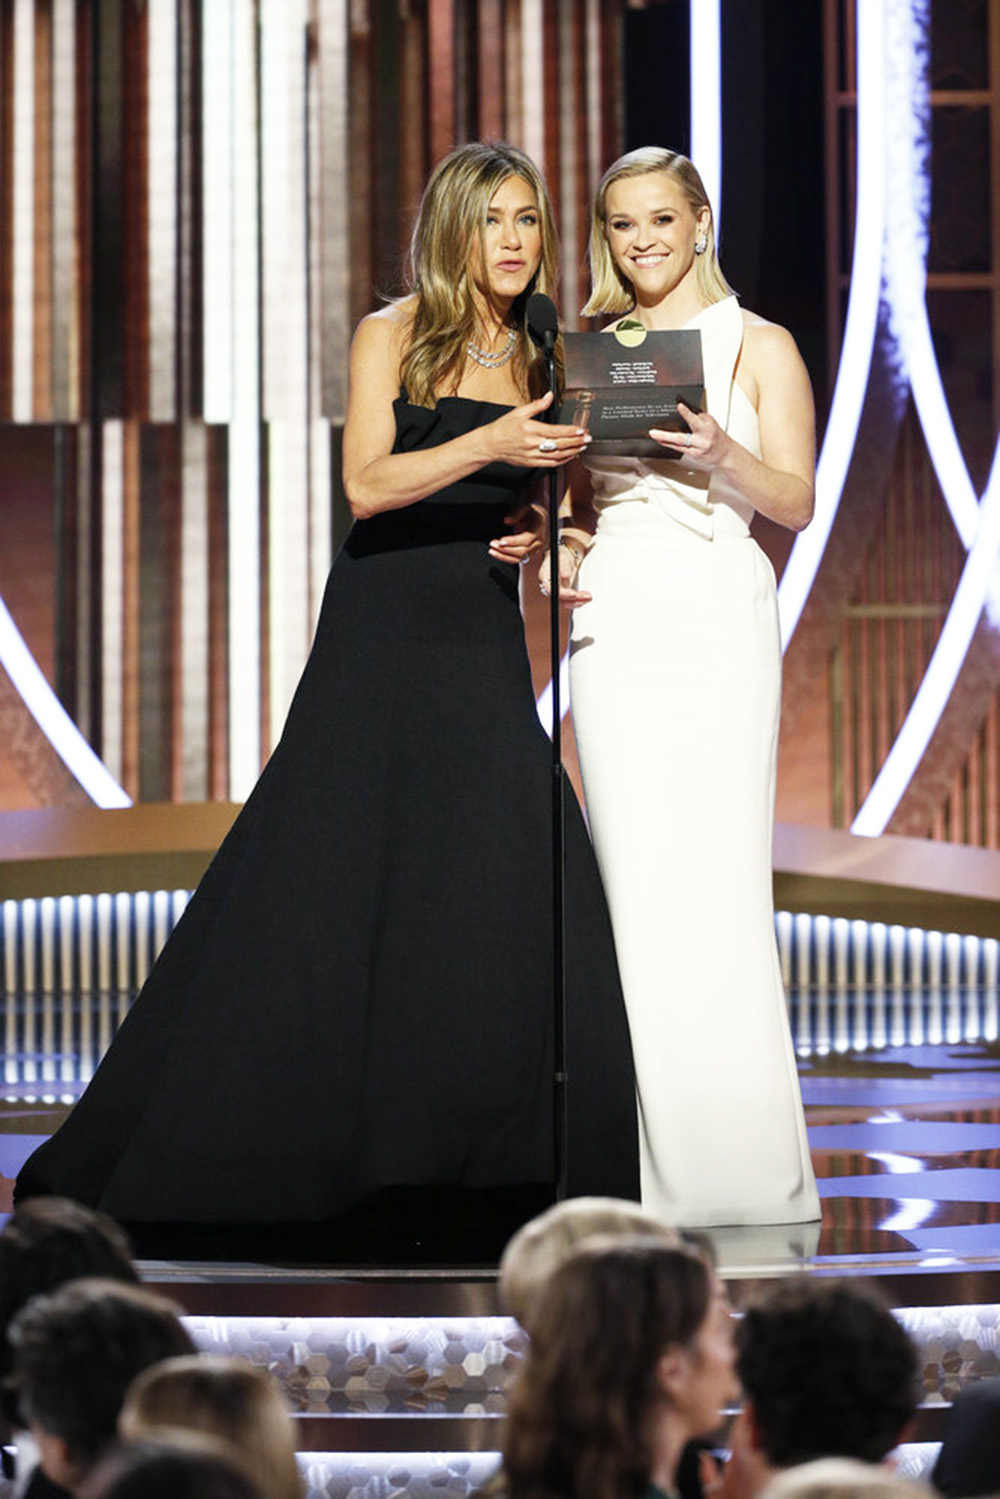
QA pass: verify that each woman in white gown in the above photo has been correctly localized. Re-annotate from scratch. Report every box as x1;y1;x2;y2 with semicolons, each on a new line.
547;147;820;1229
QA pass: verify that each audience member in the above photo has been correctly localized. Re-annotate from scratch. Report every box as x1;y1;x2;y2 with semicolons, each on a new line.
0;1200;140;1499
503;1236;736;1499
82;1433;265;1499
119;1355;300;1499
10;1279;195;1496
721;1281;919;1499
932;1376;1000;1499
762;1459;933;1499
499;1196;680;1333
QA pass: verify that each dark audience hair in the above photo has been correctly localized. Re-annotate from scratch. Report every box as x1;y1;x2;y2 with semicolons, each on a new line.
503;1237;713;1499
932;1375;1000;1498
0;1199;138;1382
736;1279;919;1467
82;1434;265;1499
10;1279;195;1471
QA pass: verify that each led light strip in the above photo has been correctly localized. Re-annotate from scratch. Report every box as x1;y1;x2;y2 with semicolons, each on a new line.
777;0;887;650
0;600;131;808
688;0;722;238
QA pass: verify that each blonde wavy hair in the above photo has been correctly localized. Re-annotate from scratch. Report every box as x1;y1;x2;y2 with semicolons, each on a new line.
399;141;559;407
582;146;733;318
120;1356;301;1499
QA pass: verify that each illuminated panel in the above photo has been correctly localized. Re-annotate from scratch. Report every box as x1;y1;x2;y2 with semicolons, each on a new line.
261;0;311;741
227;0;262;796
51;0;77;418
12;0;34;421
688;0;722;237
777;0;887;650
147;0;178;421
521;1;545;175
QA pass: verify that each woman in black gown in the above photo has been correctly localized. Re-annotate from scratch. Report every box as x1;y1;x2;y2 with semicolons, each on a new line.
16;142;638;1246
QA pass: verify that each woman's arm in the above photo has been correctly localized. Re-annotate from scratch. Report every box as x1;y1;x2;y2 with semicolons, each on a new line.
648;318;816;532
537;461;597;606
342;311;590;521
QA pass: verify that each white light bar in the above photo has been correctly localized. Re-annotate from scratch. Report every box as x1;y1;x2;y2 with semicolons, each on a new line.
689;0;722;238
777;0;887;650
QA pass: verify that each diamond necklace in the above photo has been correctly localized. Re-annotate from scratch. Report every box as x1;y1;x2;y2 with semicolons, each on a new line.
466;325;518;368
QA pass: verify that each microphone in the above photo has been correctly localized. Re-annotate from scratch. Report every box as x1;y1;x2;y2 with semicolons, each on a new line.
526;293;559;354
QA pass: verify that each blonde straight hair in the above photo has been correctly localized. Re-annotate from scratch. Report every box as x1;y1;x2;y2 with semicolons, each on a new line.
399;141;559;408
582;146;733;318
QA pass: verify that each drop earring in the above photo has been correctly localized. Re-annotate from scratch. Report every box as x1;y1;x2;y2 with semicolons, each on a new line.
694;235;708;255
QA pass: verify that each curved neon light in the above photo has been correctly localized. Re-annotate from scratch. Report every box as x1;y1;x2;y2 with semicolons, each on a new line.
852;449;1000;835
0;597;131;808
851;0;1000;834
777;0;887;650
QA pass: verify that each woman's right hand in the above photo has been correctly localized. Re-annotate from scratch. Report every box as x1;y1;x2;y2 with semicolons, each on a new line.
487;392;592;469
538;539;592;608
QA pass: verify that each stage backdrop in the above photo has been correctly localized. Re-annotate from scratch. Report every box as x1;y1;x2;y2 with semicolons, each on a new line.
0;0;998;850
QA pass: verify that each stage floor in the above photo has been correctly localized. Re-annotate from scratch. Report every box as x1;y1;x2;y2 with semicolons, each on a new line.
0;990;998;1275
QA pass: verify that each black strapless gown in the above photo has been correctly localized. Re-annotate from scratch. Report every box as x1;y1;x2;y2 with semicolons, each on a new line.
16;397;638;1234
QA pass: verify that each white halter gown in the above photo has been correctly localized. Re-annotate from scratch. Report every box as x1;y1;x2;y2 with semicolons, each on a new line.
569;296;820;1228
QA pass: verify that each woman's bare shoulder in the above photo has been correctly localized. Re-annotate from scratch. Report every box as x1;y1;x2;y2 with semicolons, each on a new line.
740;307;797;351
351;299;414;363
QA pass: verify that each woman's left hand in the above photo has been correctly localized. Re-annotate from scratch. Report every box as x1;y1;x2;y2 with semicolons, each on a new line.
489;507;544;565
648;400;731;469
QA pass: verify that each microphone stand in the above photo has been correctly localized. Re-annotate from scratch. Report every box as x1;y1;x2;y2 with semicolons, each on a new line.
538;331;569;1202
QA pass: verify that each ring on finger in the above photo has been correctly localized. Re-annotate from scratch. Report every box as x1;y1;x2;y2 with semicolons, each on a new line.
539;437;557;453
684;432;692;448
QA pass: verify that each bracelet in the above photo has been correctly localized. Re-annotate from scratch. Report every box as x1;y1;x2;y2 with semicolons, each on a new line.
559;538;585;569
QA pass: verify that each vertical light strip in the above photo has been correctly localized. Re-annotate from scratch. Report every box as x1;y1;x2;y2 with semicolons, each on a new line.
557;0;579;326
688;0;722;238
12;0;35;421
520;0;545;171
777;0;887;649
308;15;333;619
227;0;262;794
148;0;178;420
101;421;125;784
317;0;349;421
202;1;234;421
584;0;602;197
261;0;310;741
180;421;210;798
51;0;76;418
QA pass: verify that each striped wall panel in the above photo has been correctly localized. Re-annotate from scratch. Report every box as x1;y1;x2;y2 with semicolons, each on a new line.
1;900;998;1096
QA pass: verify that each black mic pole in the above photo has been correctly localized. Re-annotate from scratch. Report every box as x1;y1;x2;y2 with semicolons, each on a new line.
527;293;568;1202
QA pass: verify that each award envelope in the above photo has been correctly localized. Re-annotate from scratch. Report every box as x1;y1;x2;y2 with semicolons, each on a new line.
558;325;705;457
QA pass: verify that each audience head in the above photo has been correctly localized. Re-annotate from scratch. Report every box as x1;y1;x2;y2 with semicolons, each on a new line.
584;145;732;318
10;1278;195;1494
499;1196;680;1334
932;1375;1000;1498
0;1198;138;1425
503;1237;734;1499
83;1433;265;1499
120;1354;301;1499
737;1280;919;1470
761;1458;933;1499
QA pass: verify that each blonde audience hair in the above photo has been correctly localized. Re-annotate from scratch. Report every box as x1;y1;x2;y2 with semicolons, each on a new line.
499;1196;679;1333
583;146;733;318
762;1459;935;1499
120;1355;301;1499
399;141;559;408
